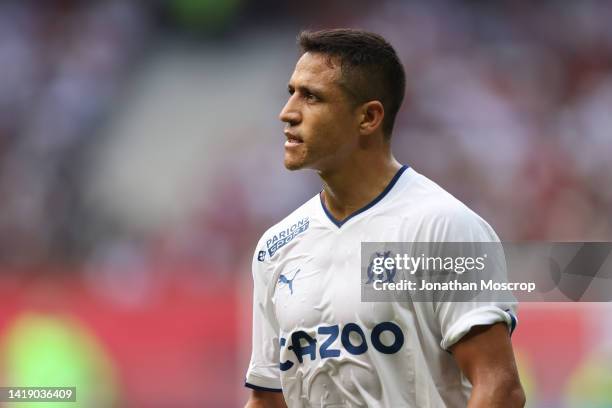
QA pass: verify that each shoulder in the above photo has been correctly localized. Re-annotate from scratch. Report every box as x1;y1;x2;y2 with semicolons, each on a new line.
395;169;499;242
252;194;319;264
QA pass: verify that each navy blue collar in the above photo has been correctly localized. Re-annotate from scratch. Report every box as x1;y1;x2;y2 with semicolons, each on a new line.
320;165;409;228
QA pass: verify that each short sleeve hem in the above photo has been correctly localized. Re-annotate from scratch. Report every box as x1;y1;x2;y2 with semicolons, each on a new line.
440;306;516;350
245;382;283;393
245;372;282;391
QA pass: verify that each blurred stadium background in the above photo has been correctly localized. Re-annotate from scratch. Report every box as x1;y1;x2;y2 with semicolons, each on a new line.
0;0;611;407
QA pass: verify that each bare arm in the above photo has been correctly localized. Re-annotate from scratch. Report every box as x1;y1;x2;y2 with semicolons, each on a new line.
450;322;525;408
244;390;288;408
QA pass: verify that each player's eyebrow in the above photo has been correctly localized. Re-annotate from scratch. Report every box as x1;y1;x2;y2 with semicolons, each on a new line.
288;83;324;96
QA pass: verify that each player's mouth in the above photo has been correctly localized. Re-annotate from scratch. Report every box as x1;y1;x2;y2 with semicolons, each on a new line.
284;131;304;148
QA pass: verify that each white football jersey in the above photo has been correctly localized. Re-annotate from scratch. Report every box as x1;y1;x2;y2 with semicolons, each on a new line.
245;166;517;407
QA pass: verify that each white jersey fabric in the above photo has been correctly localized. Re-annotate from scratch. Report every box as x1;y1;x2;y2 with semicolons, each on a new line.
245;166;517;407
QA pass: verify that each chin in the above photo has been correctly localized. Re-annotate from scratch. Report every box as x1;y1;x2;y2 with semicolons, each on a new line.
284;159;305;171
283;152;309;171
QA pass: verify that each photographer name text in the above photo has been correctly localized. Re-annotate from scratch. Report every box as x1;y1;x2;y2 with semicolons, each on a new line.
372;279;536;293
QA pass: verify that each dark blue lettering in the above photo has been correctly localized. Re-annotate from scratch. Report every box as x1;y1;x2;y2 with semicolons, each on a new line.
318;325;340;359
290;331;317;363
279;337;294;371
371;322;404;354
341;323;368;355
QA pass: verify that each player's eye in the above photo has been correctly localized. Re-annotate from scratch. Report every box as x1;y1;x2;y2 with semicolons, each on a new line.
304;92;318;102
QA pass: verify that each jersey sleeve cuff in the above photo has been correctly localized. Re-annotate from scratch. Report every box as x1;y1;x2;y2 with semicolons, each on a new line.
245;372;282;392
440;305;516;350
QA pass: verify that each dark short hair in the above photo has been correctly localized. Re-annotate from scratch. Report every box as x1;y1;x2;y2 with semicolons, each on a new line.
298;28;406;139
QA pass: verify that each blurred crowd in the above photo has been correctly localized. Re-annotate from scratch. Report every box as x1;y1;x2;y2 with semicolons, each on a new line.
0;0;611;274
0;0;150;265
374;1;612;242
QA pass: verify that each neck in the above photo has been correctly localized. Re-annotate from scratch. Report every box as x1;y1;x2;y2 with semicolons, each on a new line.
319;150;402;222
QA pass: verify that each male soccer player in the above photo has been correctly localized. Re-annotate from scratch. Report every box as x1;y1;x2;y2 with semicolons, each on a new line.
244;29;525;407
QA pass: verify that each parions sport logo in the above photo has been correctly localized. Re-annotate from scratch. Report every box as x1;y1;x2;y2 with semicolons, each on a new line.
279;321;404;371
266;217;309;257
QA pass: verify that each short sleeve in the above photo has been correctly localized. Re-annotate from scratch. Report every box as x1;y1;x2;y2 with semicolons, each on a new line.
245;240;283;392
423;203;518;350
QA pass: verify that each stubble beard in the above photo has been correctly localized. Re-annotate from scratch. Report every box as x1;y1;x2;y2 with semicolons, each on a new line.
284;156;308;171
284;145;310;171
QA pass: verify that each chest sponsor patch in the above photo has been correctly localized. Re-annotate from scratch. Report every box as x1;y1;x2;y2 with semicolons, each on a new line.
266;217;309;257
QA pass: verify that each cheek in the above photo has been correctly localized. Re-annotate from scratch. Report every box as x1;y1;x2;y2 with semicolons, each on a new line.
321;116;355;152
307;112;350;147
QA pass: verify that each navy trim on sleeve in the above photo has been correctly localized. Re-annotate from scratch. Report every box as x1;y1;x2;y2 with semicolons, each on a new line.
245;382;283;393
507;311;517;335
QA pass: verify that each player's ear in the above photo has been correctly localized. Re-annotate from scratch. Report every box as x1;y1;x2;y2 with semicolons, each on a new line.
358;101;385;136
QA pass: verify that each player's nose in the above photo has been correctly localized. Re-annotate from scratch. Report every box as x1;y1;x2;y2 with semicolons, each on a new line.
279;97;301;125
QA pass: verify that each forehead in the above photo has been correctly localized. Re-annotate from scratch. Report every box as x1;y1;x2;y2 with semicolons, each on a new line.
289;52;342;88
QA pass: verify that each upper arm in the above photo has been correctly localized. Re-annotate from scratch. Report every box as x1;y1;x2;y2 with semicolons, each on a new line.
422;197;524;405
450;322;525;406
245;390;287;408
